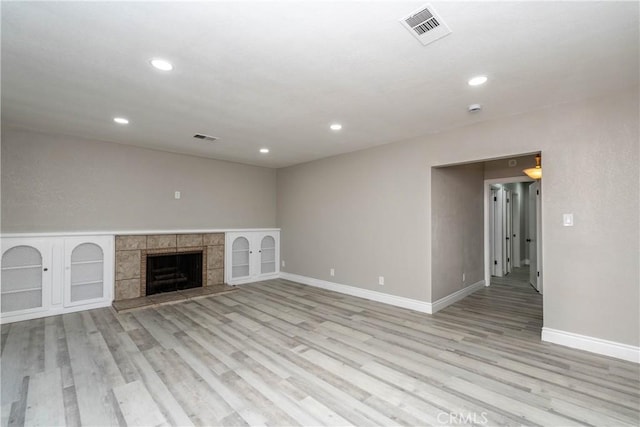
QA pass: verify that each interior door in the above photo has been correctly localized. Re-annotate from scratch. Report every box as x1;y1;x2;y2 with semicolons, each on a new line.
504;189;512;275
492;187;504;277
512;192;521;268
535;183;542;293
528;182;538;289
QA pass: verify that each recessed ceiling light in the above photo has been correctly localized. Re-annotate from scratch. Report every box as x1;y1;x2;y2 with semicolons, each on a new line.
468;75;488;86
150;58;173;71
113;117;129;124
330;123;342;131
259;148;269;154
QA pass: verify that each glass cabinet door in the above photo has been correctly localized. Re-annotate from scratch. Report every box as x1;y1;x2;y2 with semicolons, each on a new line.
1;245;45;313
260;236;276;274
231;237;250;278
69;243;104;303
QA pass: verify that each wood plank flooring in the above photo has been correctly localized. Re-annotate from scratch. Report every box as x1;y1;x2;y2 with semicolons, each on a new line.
2;273;639;426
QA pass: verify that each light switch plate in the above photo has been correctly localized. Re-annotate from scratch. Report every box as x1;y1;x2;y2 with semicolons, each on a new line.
563;213;574;226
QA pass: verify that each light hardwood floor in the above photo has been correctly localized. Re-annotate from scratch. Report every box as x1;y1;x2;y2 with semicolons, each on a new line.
2;274;639;426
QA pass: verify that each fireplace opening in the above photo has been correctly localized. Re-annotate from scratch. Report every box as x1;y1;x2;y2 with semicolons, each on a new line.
146;251;203;296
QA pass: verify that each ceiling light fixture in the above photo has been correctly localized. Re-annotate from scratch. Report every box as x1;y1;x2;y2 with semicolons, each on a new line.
330;123;342;131
259;148;269;154
523;154;543;180
468;75;488;86
113;117;129;125
150;58;173;71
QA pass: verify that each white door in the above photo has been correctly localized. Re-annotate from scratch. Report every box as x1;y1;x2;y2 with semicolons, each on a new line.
535;184;543;293
512;192;521;268
491;187;504;277
504;189;513;275
1;240;52;316
528;182;538;290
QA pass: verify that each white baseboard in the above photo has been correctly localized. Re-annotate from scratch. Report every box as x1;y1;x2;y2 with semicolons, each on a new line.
0;300;113;324
542;327;640;363
278;273;484;315
279;272;433;313
431;280;485;314
228;272;280;286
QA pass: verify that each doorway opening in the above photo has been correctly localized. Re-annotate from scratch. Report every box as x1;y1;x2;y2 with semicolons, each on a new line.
484;177;542;293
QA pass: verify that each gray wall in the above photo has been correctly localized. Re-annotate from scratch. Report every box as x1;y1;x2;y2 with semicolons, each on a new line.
431;164;484;300
276;141;430;300
1;128;277;232
484;154;537;180
277;89;639;346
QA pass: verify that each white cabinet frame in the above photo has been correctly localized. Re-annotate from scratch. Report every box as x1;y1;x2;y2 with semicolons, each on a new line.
1;238;54;321
63;236;114;308
1;235;114;324
225;230;280;285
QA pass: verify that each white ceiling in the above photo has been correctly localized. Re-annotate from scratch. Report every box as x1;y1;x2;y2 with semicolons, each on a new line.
2;1;638;168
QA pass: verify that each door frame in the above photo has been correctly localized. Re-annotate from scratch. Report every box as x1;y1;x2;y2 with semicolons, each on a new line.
484;176;535;286
503;188;513;275
489;186;504;277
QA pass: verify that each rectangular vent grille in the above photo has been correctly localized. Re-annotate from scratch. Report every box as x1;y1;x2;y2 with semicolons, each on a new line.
400;4;451;46
413;17;440;35
193;134;218;142
405;9;438;34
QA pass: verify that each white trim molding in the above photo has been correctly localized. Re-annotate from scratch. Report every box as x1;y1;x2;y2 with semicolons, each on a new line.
431;280;485;313
1;300;112;325
1;228;280;238
279;273;485;315
280;272;433;313
542;327;640;363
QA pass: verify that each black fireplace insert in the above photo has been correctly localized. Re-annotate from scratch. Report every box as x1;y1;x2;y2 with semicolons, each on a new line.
146;251;203;296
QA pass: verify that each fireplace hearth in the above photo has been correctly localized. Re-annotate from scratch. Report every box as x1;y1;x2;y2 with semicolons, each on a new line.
146;251;203;296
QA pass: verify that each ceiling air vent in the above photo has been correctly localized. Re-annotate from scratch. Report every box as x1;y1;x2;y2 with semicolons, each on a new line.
193;134;219;142
400;4;451;46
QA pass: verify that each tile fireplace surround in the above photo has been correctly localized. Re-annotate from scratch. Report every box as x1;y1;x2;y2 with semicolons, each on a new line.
114;233;224;301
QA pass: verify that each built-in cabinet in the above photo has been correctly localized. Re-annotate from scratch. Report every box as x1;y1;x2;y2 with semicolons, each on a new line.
1;236;113;323
0;239;52;318
226;231;279;285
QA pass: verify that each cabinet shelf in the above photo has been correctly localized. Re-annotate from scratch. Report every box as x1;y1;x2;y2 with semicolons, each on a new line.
1;287;41;295
1;264;42;271
70;280;103;287
70;260;103;266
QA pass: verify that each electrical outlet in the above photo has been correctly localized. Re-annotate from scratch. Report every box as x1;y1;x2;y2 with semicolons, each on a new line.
378;276;384;286
462;273;465;282
330;268;335;276
281;260;285;268
174;191;181;199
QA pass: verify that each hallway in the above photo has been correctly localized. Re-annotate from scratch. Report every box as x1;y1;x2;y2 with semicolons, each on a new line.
490;265;535;290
